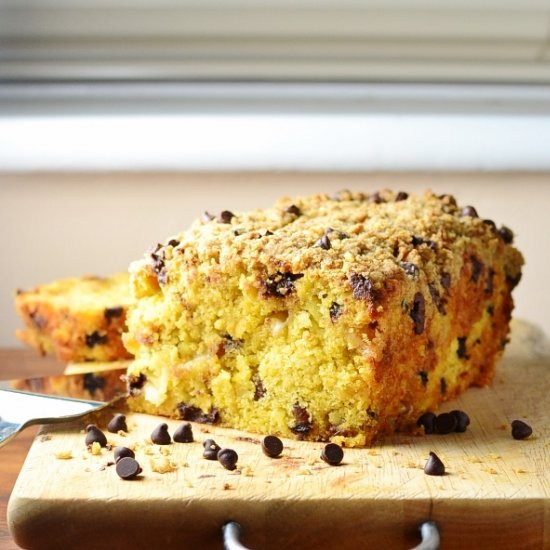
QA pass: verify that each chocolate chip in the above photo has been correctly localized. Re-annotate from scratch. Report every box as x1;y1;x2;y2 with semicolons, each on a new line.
417;412;436;434
253;377;266;401
264;230;274;237
29;310;46;329
115;457;142;480
218;210;235;224
217;448;239;470
291;404;313;436
284;204;302;216
151;423;171;445
83;373;106;396
173;422;194;443
440;272;451;290
460;205;478;218
85;331;108;348
176;403;220;424
329;302;342;322
104;306;124;321
438;194;457;206
395;191;408;201
368;191;385;204
291;423;312;436
456;337;469;360
262;435;283;458
487;304;494;316
400;262;419;278
410;292;425;335
511;420;532;440
470;255;484;283
424;452;445;476
418;371;429;386
314;234;331;250
127;372;146;396
349;273;377;301
483;219;496;230
412;236;437;250
440;377;447;395
506;272;522;289
321;443;344;466
202;211;215;222
450;410;470;433
114;446;135;463
485;268;495;295
85;425;107;447
428;284;446;315
149;243;168;284
203;439;221;460
435;412;457;434
292;404;310;424
107;414;128;434
498;226;514;244
264;271;304;298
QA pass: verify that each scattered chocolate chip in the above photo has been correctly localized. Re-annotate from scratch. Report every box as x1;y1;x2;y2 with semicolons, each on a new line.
321;443;344;466
176;403;220;424
85;331;108;348
400;262;419;278
485;268;495;295
264;230;274;237
173;422;194;443
470;255;484;283
349;273;377;301
498;226;514;244
314;234;331;250
424;451;446;476
264;271;304;298
292;404;310;424
395;191;409;201
127;372;146;396
253;377;266;401
418;371;429;386
104;306;124;321
291;406;313;437
456;337;469;360
151;423;171;445
450;410;470;433
410;292;425;335
440;272;451;290
428;284;446;315
85;425;107;447
218;210;235;224
83;373;106;396
460;205;479;218
412;236;437;250
114;446;135;463
284;204;302;216
291;423;312;436
116;457;142;480
368;191;385;204
217;448;239;470
440;377;447;395
329;302;343;322
435;412;457;434
417;412;437;434
203;439;221;460
107;414;128;434
511;420;532;440
262;435;283;458
149;243;168;284
487;304;494;316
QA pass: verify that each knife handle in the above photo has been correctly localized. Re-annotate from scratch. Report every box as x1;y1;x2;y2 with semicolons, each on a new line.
222;520;440;550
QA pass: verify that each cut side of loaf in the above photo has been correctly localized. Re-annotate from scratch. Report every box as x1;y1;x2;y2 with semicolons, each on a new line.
124;190;523;447
15;273;132;363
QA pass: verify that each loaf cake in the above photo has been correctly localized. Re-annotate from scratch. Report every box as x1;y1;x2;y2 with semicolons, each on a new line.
123;190;523;446
15;273;132;363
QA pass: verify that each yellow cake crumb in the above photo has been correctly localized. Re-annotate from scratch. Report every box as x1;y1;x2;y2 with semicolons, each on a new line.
54;450;73;460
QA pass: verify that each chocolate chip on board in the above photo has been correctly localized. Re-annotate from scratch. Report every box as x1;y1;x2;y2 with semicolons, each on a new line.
107;414;128;434
151;423;172;445
424;452;446;476
114;446;135;463
203;439;221;460
173;422;194;443
511;420;533;440
450;410;471;433
320;443;344;466
217;448;239;470
115;457;142;480
417;412;437;434
261;435;284;458
85;424;107;447
434;412;457;434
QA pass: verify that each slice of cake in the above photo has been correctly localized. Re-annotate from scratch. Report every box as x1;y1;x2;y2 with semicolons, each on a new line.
124;190;523;446
15;273;132;363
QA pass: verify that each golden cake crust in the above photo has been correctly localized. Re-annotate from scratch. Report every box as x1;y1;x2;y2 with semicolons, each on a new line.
125;190;523;446
15;273;132;363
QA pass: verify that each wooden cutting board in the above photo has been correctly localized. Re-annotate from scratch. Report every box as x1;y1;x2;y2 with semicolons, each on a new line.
7;321;550;550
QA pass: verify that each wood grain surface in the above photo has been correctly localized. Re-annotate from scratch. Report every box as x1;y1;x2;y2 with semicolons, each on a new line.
3;321;550;550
